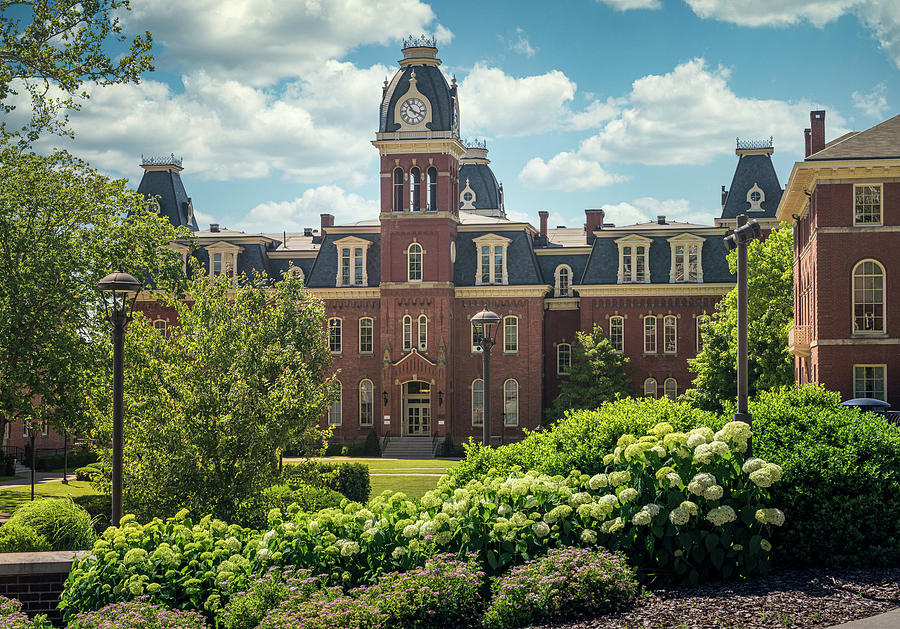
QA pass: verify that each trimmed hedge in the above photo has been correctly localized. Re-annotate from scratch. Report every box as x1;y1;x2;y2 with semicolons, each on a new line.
282;461;370;504
33;450;98;473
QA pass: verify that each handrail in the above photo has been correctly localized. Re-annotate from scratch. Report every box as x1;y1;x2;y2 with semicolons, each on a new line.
380;431;391;456
431;432;441;457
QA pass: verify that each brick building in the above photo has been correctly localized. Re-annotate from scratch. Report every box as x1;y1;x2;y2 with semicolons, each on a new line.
781;110;900;405
135;38;784;454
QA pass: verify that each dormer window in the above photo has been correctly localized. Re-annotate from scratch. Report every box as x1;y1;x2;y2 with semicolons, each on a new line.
427;167;438;210
668;234;704;283
206;242;243;281
473;234;511;285
460;178;476;210
615;235;651;284
746;183;765;211
554;265;572;297
334;236;372;287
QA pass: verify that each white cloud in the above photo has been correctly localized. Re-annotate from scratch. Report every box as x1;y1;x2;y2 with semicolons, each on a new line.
499;28;536;57
568;98;622;130
852;83;889;119
857;1;900;70
519;152;628;191
598;0;661;10
126;0;449;85
237;185;379;232
459;64;577;137
602;197;712;226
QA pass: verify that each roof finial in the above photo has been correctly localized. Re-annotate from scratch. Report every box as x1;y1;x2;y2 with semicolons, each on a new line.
451;75;457;88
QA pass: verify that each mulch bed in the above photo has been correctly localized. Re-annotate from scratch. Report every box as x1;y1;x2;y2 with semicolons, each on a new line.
531;567;900;629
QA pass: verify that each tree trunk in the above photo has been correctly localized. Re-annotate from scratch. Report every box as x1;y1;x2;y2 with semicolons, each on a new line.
63;430;68;485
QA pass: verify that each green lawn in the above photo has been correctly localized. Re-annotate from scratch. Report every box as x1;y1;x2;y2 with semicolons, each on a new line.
0;480;100;516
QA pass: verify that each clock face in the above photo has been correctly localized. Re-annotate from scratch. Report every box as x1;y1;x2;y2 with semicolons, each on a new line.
400;97;427;125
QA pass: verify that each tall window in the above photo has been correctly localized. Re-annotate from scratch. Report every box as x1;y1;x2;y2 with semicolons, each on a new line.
854;184;882;225
341;248;350;285
328;318;342;353
409;167;421;210
354;248;363;285
417;314;427;351
643;316;657;353
696;315;709;354
212;252;223;276
644;378;657;398
610;316;624;352
402;315;413;351
408;243;423;282
503;316;518;353
663;315;677;354
557;343;571;375
359;317;373;354
153;320;167;336
555;265;572;297
393;168;403;211
426;167;438;210
664;378;678;400
328;381;342;426
504;379;519;426
336;238;371;287
672;243;701;282
472;379;484;426
474;234;510;285
853;260;885;333
616;236;651;284
359;380;373;426
854;365;886;400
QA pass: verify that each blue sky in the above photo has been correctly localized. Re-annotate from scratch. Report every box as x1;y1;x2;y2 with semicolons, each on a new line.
25;0;900;232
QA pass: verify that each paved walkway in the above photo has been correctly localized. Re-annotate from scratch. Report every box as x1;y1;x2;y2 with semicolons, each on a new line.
827;608;900;628
0;471;76;488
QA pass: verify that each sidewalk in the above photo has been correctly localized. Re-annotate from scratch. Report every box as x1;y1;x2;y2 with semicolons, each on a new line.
0;471;76;488
827;608;900;628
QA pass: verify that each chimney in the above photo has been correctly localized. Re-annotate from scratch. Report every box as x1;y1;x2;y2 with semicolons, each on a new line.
804;128;812;157
810;110;825;155
320;213;334;233
209;223;219;232
657;215;666;225
538;211;548;240
584;209;605;243
721;186;727;207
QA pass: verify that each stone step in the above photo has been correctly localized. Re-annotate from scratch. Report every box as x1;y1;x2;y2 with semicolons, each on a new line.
382;437;435;459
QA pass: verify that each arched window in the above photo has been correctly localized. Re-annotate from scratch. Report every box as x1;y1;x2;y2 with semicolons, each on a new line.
504;379;518;426
417;314;427;351
328;381;342;426
503;316;518;353
426;167;438;210
328;318;342;353
664;378;678;400
402;315;412;351
153;320;167;336
555;265;572;297
409;167;421;211
663;315;677;354
472;379;484;426
557;343;571;375
408;243;423;282
610;316;624;352
393;168;404;211
359;379;373;426
853;260;885;333
644;378;657;398
359;317;374;354
643;316;657;353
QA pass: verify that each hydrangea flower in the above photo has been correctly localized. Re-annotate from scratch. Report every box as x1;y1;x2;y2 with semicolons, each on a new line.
705;505;737;527
650;422;675;436
742;457;766;474
601;517;624;534
755;508;786;526
532;521;550;538
688;473;717;496
760;538;773;552
703;485;724;501
668;507;690;526
693;443;714;464
581;528;597;544
609;470;631;487
588;473;609;490
618;488;638;504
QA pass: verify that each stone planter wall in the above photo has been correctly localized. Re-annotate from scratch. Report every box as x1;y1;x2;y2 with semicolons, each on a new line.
0;551;87;627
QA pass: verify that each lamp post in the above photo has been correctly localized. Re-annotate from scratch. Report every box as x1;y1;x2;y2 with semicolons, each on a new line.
472;307;501;447
724;214;762;429
97;271;142;527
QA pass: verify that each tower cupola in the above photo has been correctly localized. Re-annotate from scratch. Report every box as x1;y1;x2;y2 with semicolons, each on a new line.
459;139;505;218
137;154;198;231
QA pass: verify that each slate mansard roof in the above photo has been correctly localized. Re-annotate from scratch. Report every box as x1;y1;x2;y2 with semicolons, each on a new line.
136;158;199;231
720;144;783;222
379;48;455;133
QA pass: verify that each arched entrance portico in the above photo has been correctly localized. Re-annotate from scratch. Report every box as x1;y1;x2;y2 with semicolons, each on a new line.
402;380;432;436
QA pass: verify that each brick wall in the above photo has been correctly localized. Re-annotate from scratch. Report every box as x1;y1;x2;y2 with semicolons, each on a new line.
0;551;87;627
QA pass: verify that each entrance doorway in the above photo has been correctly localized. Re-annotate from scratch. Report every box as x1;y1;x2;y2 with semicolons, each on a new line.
403;381;432;436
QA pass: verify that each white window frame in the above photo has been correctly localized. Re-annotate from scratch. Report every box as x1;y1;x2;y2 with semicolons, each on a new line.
853;364;886;401
615;235;652;284
663;315;677;354
472;378;484;426
554;264;573;297
402;315;413;352
664;378;678;400
852;259;886;335
334;236;372;287
696;314;710;354
407;242;424;282
328;382;342;426
473;233;511;286
503;316;518;354
359;379;374;426
503;379;519;426
359;317;374;355
557;343;571;375
610;316;624;353
206;242;243;280
417;314;428;351
853;183;883;226
644;378;657;398
41;421;49;437
643;316;657;354
153;320;167;336
668;234;704;283
328;318;342;354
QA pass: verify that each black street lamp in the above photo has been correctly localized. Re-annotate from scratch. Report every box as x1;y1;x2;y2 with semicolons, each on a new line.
97;271;142;527
724;214;762;428
472;307;501;447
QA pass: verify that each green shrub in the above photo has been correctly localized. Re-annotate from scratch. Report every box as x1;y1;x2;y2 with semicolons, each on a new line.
34;450;98;472
0;522;51;553
483;547;639;628
74;465;100;482
282;461;370;503
7;498;96;551
73;495;111;533
66;600;208;628
0;595;51;629
221;568;326;629
750;385;900;567
363;428;380;456
447;397;723;487
234;484;344;529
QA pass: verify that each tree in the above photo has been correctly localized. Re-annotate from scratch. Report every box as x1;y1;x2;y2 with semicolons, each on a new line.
548;324;632;420
0;147;187;489
0;0;153;141
103;271;337;522
687;225;794;412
